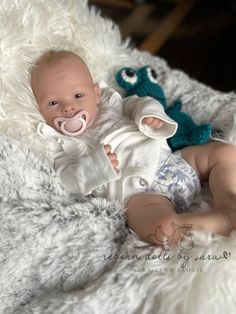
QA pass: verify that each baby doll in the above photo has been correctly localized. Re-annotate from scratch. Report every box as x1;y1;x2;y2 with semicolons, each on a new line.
31;50;236;247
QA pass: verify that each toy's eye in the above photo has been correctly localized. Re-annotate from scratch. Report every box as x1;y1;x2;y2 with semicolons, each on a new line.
146;67;158;84
120;68;138;85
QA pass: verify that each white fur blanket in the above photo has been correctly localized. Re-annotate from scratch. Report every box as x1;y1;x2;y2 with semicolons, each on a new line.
1;1;236;313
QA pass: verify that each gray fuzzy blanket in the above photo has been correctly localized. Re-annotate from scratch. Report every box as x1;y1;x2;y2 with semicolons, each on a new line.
0;133;127;313
1;131;236;314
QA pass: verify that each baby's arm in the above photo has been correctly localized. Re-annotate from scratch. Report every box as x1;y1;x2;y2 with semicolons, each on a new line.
142;117;165;129
54;143;120;195
123;95;177;138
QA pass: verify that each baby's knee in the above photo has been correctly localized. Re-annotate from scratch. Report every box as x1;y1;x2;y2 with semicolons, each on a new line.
126;194;181;246
148;212;182;247
211;143;236;164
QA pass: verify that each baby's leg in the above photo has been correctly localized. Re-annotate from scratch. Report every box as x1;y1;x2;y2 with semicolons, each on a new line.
181;142;236;209
126;193;230;247
181;142;236;229
127;142;236;246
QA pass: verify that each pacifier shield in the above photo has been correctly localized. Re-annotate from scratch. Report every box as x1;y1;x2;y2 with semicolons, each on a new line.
54;111;89;137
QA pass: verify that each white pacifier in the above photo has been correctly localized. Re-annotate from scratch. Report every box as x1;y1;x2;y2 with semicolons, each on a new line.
54;111;89;137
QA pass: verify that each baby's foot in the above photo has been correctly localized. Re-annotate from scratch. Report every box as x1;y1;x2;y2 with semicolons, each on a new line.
148;222;192;248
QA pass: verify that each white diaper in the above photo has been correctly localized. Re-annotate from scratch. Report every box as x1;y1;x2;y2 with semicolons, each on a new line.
145;150;201;212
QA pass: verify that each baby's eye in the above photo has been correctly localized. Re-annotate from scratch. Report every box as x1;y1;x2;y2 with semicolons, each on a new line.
48;100;59;106
75;92;83;99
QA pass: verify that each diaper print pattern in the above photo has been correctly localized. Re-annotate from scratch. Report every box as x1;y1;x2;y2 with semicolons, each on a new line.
147;151;201;213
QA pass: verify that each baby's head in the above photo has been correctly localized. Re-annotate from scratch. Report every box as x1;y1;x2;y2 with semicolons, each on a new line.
31;50;100;136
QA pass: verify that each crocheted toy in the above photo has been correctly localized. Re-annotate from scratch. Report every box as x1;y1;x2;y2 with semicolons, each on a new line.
116;66;212;151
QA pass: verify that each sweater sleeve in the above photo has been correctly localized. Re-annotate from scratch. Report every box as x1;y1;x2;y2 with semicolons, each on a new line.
123;95;178;139
54;143;121;195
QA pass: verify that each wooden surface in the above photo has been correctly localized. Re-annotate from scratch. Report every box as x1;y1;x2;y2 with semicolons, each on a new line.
90;0;196;54
139;0;195;53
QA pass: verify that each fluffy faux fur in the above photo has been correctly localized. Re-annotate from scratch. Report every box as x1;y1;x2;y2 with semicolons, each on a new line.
1;0;236;313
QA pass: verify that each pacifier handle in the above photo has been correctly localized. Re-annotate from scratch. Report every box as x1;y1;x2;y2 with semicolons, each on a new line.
60;117;87;137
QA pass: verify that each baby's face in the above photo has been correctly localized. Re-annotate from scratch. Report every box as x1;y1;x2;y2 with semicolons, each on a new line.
31;54;100;131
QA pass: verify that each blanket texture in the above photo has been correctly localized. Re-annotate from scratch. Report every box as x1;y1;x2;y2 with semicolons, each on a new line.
1;0;236;313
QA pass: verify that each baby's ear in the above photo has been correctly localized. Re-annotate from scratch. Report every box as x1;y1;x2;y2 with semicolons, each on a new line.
94;83;100;104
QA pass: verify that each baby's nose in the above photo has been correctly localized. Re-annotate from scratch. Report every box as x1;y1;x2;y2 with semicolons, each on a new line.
62;103;76;116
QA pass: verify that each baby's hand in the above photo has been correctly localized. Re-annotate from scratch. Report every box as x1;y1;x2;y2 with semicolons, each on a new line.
104;144;119;173
143;117;164;129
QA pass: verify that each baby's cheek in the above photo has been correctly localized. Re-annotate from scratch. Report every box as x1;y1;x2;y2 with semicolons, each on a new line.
39;108;53;126
88;106;98;122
